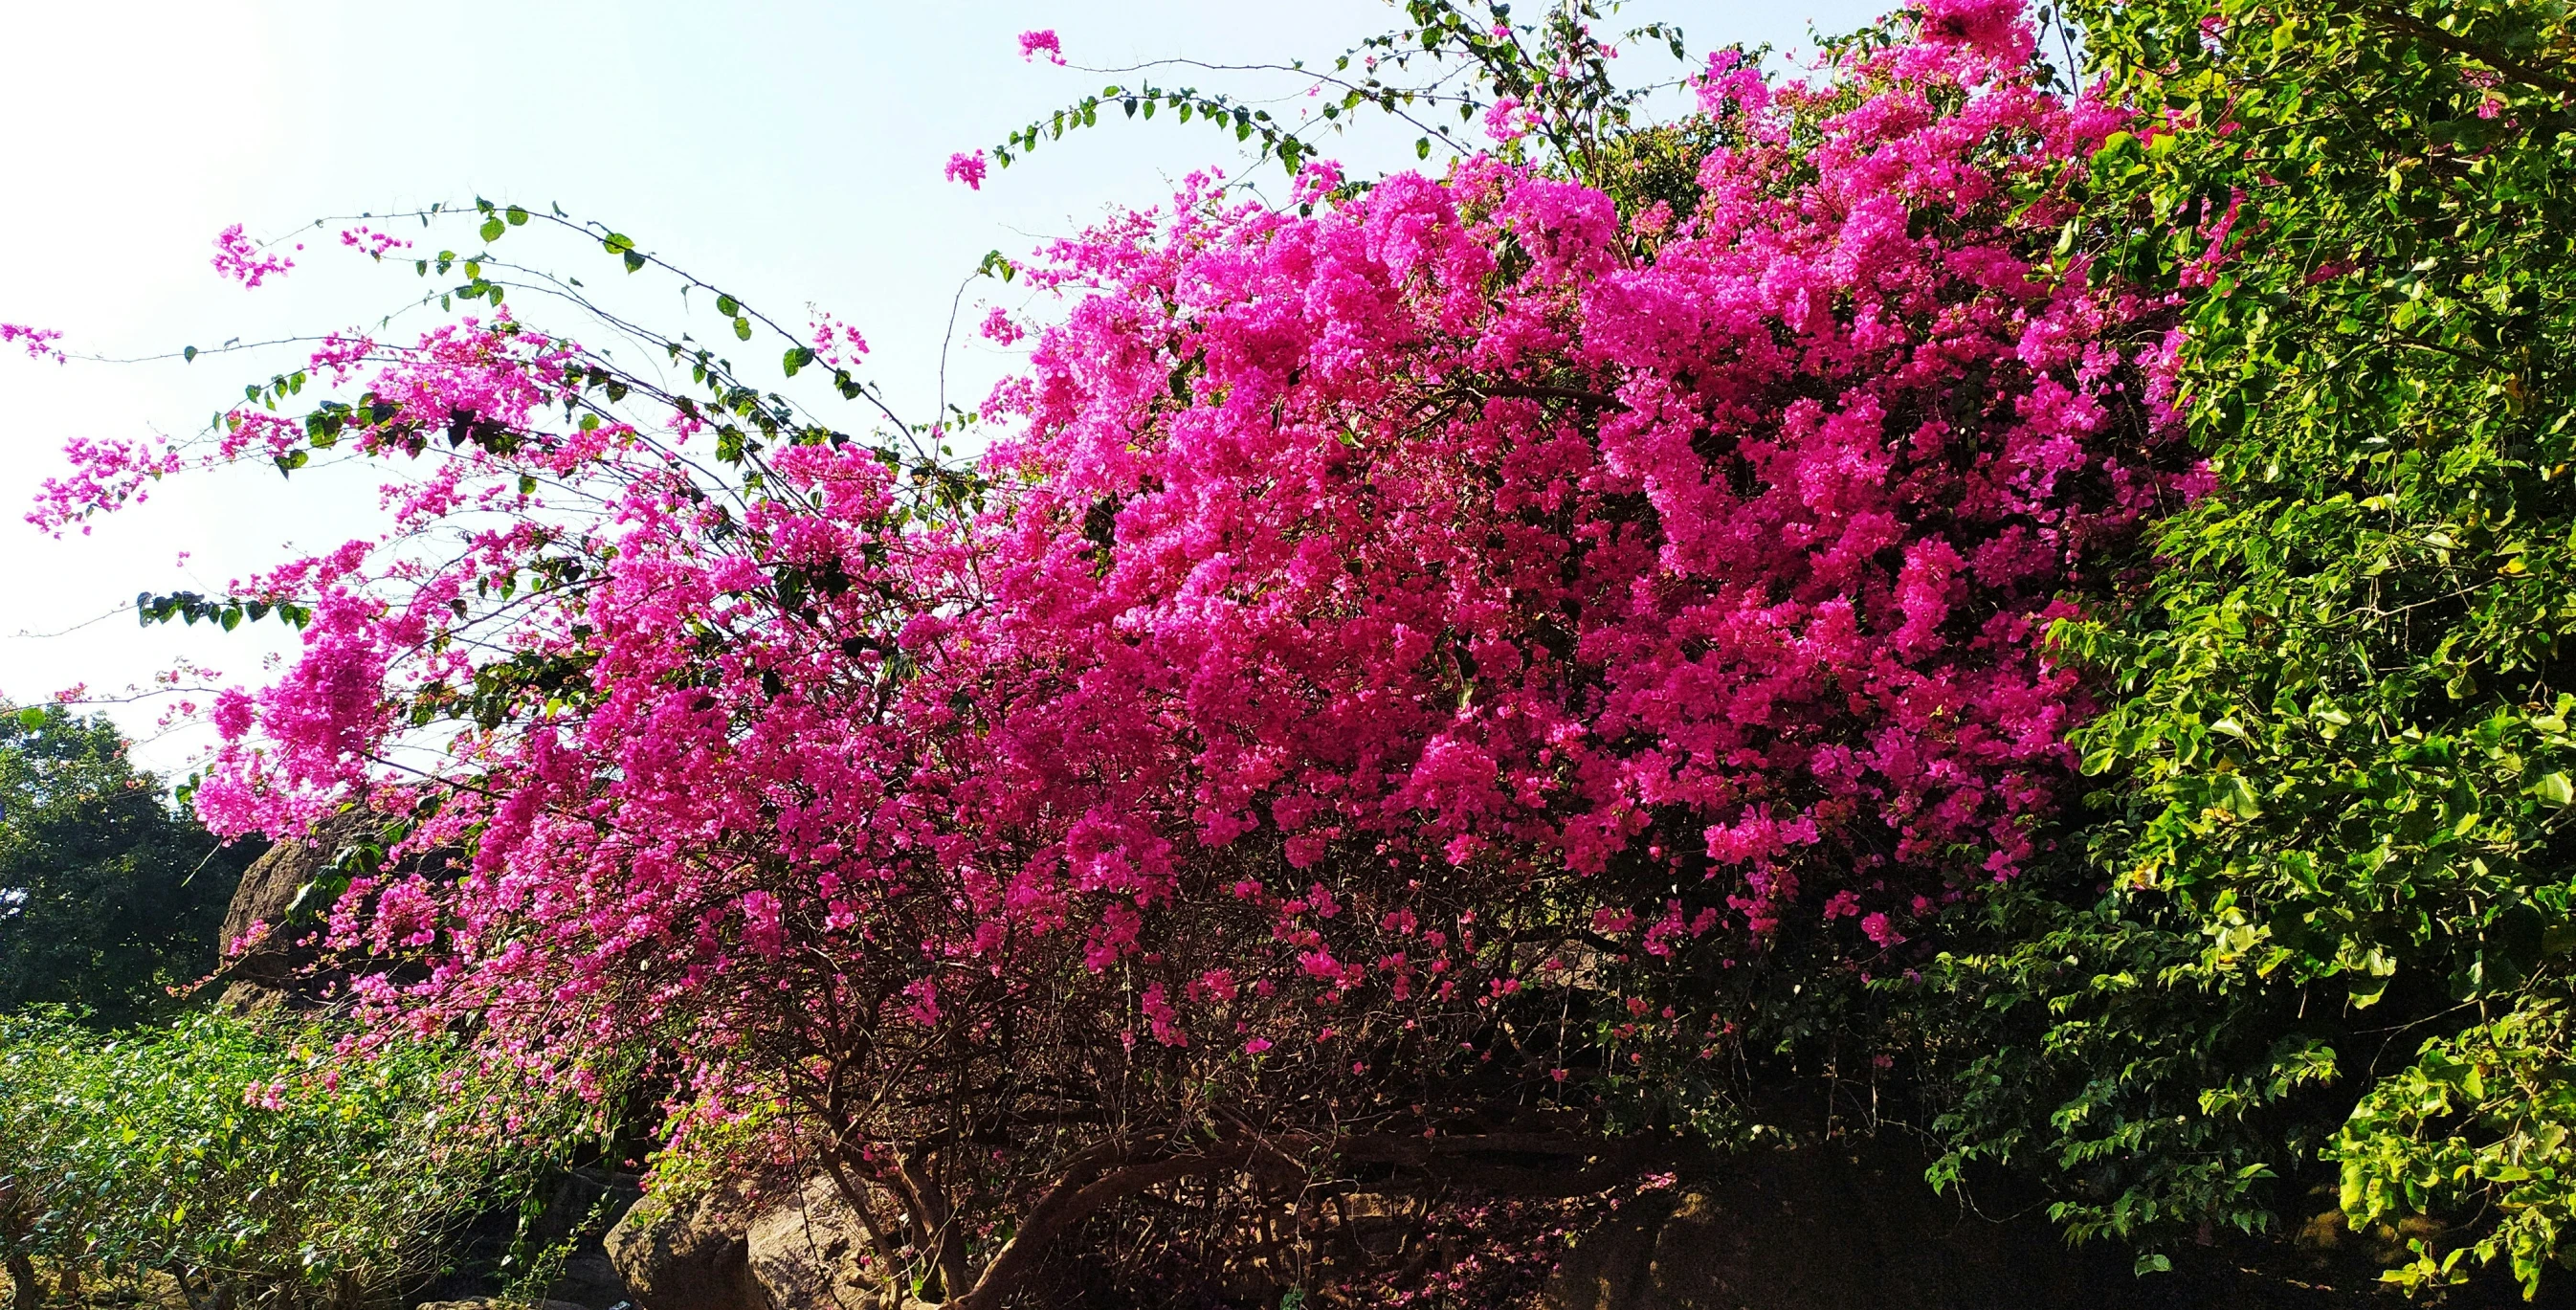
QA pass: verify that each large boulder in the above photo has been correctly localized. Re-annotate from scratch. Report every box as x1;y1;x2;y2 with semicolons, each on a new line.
534;1168;645;1308
603;1190;763;1310
743;1175;886;1310
211;814;353;1013
416;1301;589;1310
212;810;463;1013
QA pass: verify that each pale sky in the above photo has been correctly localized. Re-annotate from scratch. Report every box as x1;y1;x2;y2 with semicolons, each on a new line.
0;0;1885;775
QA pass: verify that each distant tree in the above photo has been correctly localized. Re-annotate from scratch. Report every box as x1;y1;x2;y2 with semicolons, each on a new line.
0;703;257;1025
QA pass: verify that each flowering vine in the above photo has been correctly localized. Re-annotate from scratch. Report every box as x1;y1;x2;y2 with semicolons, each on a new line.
42;5;2195;1302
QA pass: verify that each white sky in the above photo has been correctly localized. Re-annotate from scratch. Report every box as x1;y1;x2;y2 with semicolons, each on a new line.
0;0;1884;775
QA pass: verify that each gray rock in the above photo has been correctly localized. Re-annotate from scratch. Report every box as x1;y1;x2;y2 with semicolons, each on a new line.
213;811;465;1013
415;1300;591;1310
603;1189;763;1310
211;814;349;1013
744;1175;885;1310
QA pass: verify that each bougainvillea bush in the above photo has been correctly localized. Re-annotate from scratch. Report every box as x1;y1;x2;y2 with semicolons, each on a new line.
18;2;2214;1303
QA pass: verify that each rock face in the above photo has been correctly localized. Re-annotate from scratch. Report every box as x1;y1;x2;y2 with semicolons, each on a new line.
417;1300;591;1310
603;1190;764;1310
1538;1145;2389;1310
536;1168;646;1308
211;814;354;1013
212;810;464;1013
744;1175;886;1310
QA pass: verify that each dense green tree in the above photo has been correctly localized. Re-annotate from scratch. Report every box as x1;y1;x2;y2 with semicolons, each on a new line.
0;704;256;1026
1919;0;2576;1292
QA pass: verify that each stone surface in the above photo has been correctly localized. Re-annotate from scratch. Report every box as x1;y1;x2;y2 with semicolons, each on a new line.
1537;1144;2402;1310
535;1168;645;1308
416;1301;590;1310
211;813;351;1013
603;1189;763;1310
212;811;466;1013
744;1175;884;1310
1541;1146;2095;1310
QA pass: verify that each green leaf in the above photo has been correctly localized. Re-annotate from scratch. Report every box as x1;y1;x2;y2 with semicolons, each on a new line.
478;217;505;243
733;317;753;342
716;294;740;317
16;706;46;729
504;205;529;227
2534;772;2573;807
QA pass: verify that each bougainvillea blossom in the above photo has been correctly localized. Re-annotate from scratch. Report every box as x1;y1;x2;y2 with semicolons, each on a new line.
51;10;2193;1303
211;223;296;288
1018;29;1066;64
0;322;64;364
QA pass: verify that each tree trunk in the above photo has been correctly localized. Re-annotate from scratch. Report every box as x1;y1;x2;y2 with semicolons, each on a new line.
946;1138;1293;1310
7;1254;38;1310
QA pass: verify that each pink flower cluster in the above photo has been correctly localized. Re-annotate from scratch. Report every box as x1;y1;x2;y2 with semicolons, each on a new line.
945;149;988;190
211;223;295;288
30;434;183;535
340;225;412;259
809;312;870;367
1018;29;1065;64
59;8;2196;1284
0;322;63;364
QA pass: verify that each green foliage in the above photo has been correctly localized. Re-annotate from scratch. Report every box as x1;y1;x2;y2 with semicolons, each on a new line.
1922;0;2576;1291
1917;879;2336;1247
0;703;258;1026
2336;1001;2576;1295
0;1009;599;1308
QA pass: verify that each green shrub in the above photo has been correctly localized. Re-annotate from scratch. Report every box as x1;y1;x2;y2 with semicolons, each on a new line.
1913;0;2576;1292
0;1009;601;1308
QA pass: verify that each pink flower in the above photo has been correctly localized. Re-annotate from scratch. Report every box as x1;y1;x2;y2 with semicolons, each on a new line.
211;688;255;741
1697;49;1771;117
1919;0;2032;59
1292;159;1346;207
211;223;294;288
1018;29;1065;64
904;977;944;1027
978;306;1025;345
1243;1037;1274;1055
0;322;64;364
811;313;871;367
339;225;411;259
742;889;786;957
945;149;989;190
